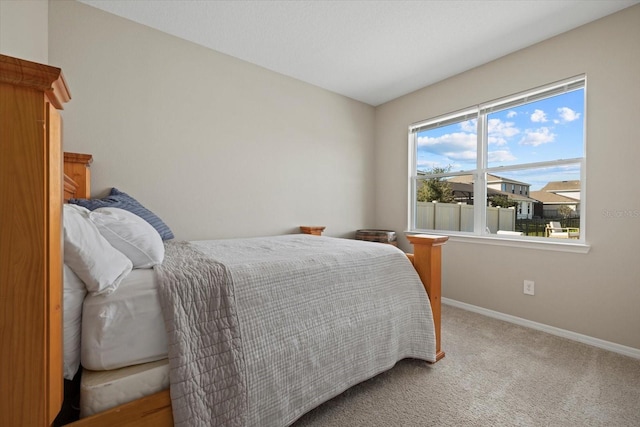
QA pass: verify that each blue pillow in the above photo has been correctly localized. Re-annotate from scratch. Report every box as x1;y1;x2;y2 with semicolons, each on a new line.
69;188;174;240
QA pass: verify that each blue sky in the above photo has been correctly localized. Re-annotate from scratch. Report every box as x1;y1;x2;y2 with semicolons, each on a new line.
416;88;584;190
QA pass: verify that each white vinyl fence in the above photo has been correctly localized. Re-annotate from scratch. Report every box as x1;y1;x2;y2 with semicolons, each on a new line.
416;202;516;233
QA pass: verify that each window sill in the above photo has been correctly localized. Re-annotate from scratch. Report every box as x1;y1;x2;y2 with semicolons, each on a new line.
405;231;591;254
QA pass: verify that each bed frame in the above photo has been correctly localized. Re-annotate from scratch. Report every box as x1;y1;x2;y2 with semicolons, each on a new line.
0;55;447;427
61;154;447;426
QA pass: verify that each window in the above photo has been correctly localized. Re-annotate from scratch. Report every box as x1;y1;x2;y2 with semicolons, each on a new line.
409;76;585;243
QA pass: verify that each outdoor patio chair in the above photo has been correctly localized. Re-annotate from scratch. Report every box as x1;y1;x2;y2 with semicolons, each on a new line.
546;221;579;239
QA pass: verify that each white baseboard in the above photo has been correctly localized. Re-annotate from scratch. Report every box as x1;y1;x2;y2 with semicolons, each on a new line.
442;297;640;360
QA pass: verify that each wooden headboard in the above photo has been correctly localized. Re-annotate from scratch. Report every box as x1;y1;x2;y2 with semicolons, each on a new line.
64;152;93;201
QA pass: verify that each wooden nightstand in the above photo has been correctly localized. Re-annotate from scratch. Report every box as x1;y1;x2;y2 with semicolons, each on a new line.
300;226;326;236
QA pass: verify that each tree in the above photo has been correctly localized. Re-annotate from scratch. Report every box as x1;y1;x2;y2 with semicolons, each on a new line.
557;205;573;219
417;166;455;203
488;194;518;208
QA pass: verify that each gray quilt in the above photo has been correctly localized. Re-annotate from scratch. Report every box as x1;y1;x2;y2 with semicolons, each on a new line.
155;241;247;427
158;235;436;426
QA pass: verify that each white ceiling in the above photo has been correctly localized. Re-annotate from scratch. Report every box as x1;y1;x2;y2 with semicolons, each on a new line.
78;0;638;106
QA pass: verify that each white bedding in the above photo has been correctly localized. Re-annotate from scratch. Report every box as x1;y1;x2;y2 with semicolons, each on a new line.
78;235;436;425
81;269;168;370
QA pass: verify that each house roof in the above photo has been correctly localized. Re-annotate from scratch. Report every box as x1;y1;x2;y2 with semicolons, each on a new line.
448;175;474;184
450;181;537;203
539;180;581;192
530;191;579;204
502;192;539;203
448;174;531;187
486;174;530;186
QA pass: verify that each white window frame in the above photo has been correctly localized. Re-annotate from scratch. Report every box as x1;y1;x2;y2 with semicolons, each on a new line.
408;75;589;253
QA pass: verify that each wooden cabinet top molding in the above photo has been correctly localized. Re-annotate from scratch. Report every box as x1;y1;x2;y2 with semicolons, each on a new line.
64;152;94;167
0;54;71;109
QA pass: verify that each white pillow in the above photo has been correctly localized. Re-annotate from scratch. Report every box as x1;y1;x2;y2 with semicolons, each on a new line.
90;207;164;268
63;204;132;295
63;264;86;380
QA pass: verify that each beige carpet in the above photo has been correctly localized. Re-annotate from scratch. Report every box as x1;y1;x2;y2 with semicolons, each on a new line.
293;304;640;426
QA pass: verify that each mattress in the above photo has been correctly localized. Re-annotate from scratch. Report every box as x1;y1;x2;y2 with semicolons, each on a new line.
81;268;168;370
80;358;169;418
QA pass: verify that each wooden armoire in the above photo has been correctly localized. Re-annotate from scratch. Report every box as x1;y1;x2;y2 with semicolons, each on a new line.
0;54;70;426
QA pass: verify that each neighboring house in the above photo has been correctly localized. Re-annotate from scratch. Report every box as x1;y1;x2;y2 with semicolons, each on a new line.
530;180;581;218
447;174;537;219
486;174;537;220
487;174;531;197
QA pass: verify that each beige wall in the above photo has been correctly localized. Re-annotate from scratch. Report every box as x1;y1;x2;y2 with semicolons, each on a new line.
0;0;48;63
48;1;375;240
5;1;637;350
375;6;640;350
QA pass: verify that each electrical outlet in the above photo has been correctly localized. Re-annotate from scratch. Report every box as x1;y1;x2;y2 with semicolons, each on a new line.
524;280;535;296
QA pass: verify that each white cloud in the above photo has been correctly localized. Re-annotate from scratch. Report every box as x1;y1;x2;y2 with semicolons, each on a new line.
519;127;556;146
530;109;548;123
417;132;476;161
487;118;519;145
507;110;517;118
416;159;442;170
488;150;516;163
459;119;477;133
556;107;581;123
417;160;465;172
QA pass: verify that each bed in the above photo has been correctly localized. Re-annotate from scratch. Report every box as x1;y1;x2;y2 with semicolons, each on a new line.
0;54;447;427
60;155;447;427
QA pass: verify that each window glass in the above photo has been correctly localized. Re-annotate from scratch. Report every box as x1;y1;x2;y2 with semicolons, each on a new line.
414;175;474;233
416;119;477;174
409;76;585;242
486;88;584;168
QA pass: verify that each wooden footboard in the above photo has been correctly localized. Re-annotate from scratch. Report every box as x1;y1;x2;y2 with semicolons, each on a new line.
406;234;448;362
